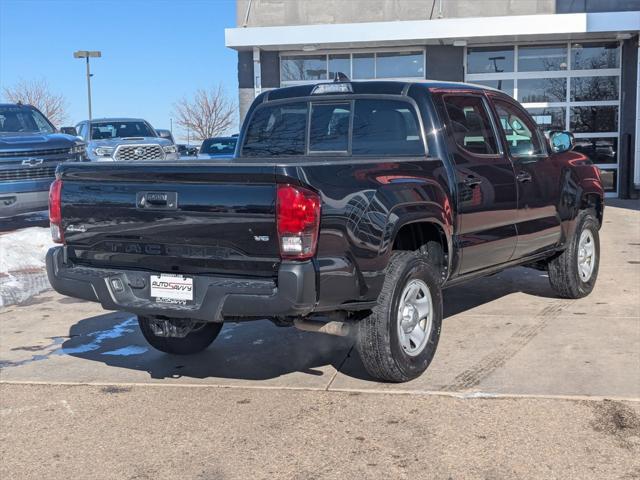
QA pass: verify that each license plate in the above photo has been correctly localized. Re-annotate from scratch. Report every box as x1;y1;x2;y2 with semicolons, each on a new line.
150;274;194;303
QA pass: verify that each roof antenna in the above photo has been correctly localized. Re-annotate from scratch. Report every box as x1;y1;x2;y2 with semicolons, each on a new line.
334;72;349;82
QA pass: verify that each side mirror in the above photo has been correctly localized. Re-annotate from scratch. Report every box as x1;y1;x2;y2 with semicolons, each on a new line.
549;131;574;154
60;126;78;136
156;129;174;142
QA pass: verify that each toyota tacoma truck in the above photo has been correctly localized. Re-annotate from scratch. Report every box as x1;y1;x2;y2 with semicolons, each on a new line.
74;117;179;161
0;103;86;218
46;81;603;382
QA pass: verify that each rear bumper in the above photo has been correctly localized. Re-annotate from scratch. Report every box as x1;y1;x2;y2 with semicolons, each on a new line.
46;247;317;322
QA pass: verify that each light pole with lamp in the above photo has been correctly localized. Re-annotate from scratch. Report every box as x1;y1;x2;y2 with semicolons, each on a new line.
73;50;101;121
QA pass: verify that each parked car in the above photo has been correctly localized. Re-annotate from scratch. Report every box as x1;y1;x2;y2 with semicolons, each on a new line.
177;144;199;157
75;118;179;161
46;81;603;382
198;136;237;159
0;103;86;218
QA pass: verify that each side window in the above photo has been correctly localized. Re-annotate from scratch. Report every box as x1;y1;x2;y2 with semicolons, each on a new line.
493;99;544;156
309;103;350;153
442;95;499;155
352;99;424;156
242;102;308;156
77;123;86;140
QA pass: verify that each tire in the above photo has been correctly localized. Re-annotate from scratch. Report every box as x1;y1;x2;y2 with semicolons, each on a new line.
138;316;222;355
356;251;443;382
548;209;600;299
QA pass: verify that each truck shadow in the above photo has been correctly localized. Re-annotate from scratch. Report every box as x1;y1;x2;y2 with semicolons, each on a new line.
60;312;354;381
60;266;556;382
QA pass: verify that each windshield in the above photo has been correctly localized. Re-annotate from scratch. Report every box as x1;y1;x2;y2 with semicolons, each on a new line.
0;106;55;134
90;121;156;139
200;138;237;155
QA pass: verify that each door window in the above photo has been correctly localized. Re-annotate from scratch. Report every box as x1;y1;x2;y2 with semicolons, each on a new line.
352;99;423;156
493;99;544;157
442;95;499;155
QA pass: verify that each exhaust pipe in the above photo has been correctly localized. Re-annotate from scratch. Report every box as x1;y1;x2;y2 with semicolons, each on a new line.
293;318;351;337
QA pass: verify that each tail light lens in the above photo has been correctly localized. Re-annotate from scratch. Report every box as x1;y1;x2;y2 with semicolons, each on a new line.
49;178;64;244
276;184;320;260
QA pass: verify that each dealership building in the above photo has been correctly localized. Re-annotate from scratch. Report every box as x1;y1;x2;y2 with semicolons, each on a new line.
225;0;640;198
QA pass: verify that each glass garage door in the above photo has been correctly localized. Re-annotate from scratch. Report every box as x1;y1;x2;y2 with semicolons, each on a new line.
465;42;621;196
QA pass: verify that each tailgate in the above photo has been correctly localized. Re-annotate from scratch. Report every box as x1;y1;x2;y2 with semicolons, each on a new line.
59;162;280;277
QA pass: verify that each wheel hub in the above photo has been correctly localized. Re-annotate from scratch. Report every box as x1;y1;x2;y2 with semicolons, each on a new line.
400;304;419;333
396;279;434;357
577;229;596;282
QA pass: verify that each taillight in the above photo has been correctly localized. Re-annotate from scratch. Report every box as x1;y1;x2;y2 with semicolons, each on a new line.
49;178;64;244
276;184;321;260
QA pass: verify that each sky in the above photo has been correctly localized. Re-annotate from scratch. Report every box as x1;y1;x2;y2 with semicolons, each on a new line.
0;0;239;139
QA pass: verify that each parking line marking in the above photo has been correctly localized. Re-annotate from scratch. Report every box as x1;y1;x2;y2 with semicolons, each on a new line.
2;380;638;403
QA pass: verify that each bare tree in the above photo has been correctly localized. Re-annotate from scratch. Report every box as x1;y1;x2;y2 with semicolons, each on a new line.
172;85;235;141
3;79;68;126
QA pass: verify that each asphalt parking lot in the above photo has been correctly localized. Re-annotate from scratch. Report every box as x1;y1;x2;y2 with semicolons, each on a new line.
1;200;639;479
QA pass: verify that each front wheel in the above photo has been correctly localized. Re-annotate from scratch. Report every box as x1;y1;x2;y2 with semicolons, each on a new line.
356;251;443;382
138;316;222;355
547;209;600;299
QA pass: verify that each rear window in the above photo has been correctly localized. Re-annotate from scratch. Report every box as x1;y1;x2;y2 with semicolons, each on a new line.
242;102;307;156
309;103;350;152
241;97;424;157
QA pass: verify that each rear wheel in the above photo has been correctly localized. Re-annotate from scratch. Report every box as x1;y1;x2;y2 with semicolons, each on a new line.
138;316;222;355
547;209;600;299
356;251;443;382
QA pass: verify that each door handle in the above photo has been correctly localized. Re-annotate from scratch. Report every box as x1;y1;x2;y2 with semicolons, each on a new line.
463;175;482;188
516;171;532;183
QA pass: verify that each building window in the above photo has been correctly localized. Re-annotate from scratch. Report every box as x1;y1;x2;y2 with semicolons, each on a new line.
280;49;425;84
375;51;424;78
465;41;622;195
281;55;327;82
518;45;568;72
353;53;374;79
571;42;620;70
466;46;514;74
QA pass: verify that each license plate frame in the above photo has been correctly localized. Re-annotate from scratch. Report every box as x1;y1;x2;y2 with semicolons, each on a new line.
150;274;194;305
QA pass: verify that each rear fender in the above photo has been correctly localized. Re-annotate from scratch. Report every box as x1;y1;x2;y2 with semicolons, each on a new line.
383;199;454;277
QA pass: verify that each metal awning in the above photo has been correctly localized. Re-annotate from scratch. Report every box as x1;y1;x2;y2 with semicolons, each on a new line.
225;11;640;51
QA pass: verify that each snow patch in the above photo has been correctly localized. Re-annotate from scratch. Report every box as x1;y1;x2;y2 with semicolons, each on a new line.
0;227;54;307
0;227;53;274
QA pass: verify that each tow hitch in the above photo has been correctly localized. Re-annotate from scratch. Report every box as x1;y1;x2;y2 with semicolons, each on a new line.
147;317;202;338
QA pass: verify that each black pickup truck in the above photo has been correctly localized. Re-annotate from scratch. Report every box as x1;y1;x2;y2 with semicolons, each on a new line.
46;81;603;382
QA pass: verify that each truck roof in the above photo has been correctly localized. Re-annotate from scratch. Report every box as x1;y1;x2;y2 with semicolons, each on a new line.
263;80;491;103
0;103;38;109
85;117;149;123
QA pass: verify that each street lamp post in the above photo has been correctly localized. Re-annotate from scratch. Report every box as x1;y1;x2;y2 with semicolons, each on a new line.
73;50;101;121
